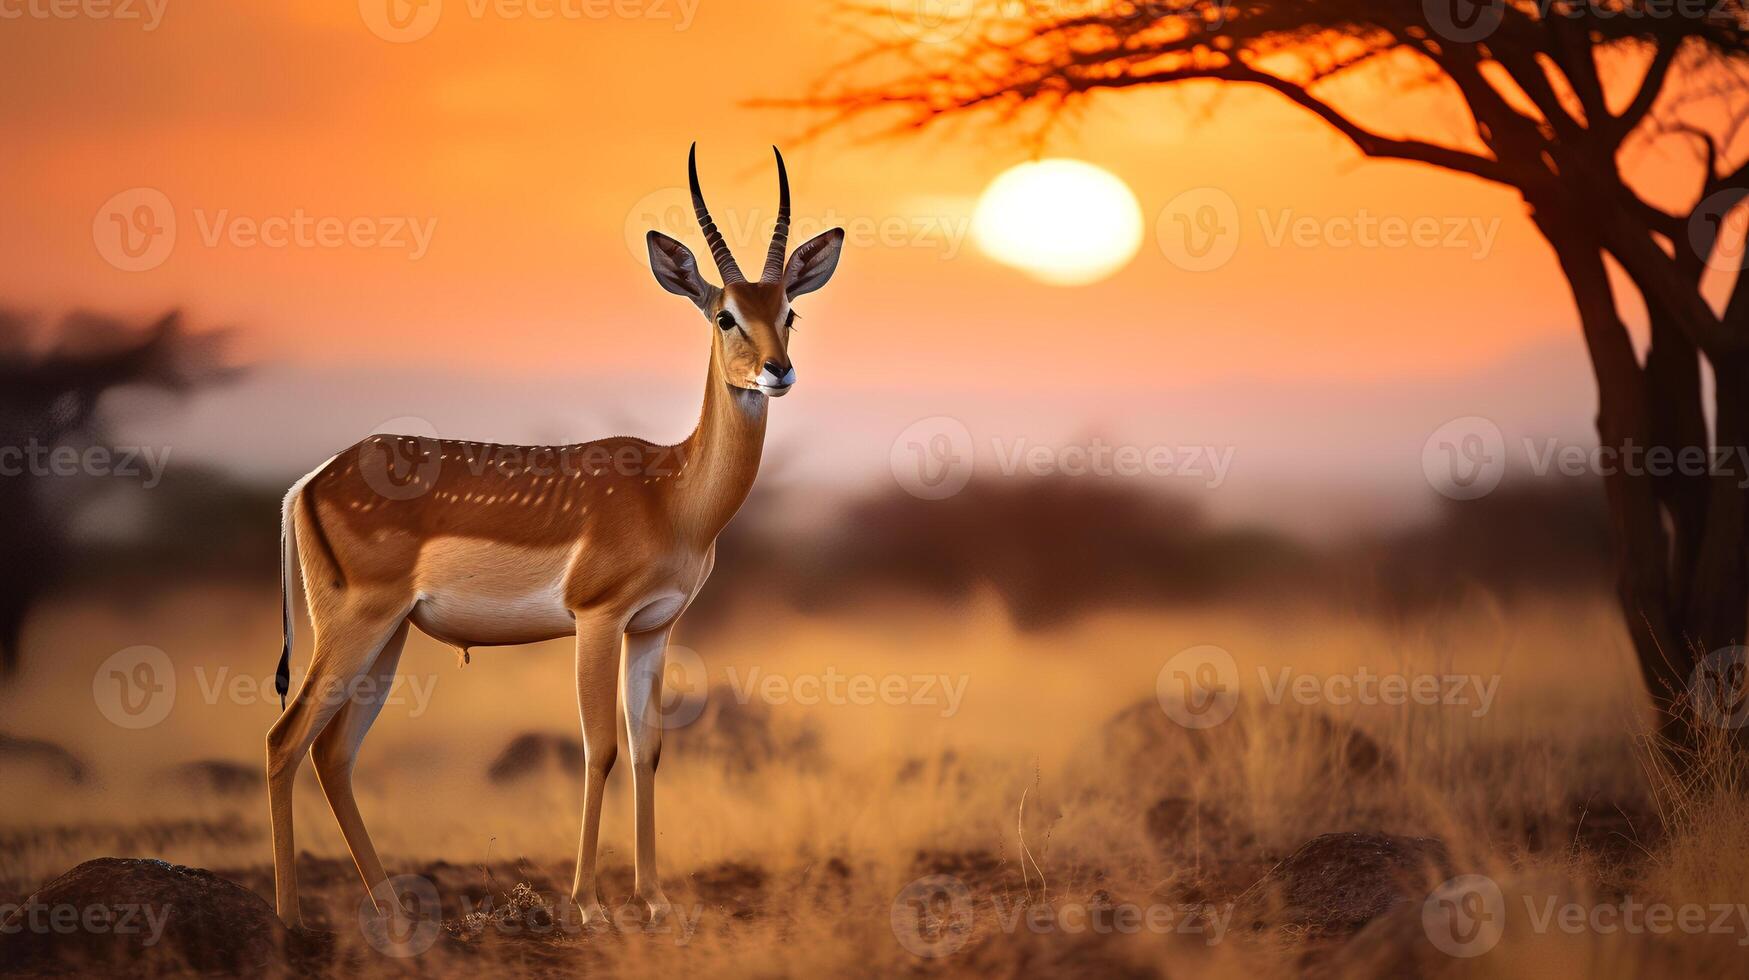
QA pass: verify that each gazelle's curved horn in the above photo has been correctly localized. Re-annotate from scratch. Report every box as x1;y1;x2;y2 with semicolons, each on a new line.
762;146;791;283
689;143;744;285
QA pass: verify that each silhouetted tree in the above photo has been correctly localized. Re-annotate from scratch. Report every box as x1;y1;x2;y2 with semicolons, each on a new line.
802;0;1749;736
0;310;225;676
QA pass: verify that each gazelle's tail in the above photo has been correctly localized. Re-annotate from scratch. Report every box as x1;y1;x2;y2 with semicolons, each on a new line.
275;484;299;711
276;456;337;711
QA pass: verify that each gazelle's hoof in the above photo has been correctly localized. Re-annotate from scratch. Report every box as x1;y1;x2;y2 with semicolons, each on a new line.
641;895;674;929
576;901;613;931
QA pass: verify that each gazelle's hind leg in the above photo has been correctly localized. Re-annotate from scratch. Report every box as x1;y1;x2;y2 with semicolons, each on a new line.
266;601;409;928
312;619;410;910
621;624;674;924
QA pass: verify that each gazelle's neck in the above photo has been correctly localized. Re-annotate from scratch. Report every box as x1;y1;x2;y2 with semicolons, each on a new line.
673;347;768;543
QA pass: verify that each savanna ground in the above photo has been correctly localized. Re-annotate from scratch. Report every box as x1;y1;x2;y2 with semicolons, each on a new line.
4;575;1748;978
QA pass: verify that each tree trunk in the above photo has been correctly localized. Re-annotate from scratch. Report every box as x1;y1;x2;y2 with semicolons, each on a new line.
1685;352;1749;652
1534;206;1695;739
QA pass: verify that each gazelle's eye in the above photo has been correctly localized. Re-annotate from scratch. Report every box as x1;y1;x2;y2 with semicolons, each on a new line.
785;310;797;330
715;310;736;331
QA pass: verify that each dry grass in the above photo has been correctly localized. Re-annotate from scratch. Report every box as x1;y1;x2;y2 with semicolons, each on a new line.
2;585;1746;977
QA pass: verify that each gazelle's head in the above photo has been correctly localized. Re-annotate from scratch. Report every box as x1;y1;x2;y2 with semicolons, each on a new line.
647;144;843;398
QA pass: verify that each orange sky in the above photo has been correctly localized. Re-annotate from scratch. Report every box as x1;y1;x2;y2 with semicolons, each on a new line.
0;2;1708;528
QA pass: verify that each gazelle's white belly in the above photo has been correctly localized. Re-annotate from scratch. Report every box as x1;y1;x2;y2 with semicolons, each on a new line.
408;538;576;647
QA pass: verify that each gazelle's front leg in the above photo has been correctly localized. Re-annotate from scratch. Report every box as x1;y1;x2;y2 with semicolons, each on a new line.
570;613;621;928
621;624;675;924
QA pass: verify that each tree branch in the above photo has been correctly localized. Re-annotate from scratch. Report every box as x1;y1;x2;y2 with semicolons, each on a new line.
1610;38;1680;147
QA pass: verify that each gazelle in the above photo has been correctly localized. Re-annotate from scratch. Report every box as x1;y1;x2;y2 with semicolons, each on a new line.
265;145;843;929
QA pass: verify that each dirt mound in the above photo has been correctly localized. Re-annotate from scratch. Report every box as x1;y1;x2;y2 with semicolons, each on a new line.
0;858;305;975
1089;699;1393;811
0;733;87;784
678;684;822;771
1144;796;1250;857
166;759;263;796
486;732;582;783
1239;832;1450;940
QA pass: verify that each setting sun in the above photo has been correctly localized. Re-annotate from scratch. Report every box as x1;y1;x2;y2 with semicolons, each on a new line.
972;159;1145;286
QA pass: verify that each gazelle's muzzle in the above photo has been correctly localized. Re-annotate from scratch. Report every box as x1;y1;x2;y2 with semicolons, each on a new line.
756;360;796;396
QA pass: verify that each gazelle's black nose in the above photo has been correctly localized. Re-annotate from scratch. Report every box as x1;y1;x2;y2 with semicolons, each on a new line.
757;359;797;393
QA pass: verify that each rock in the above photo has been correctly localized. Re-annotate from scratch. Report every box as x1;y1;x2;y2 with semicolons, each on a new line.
1240;832;1449;939
0;858;303;975
167;759;263;796
0;733;88;784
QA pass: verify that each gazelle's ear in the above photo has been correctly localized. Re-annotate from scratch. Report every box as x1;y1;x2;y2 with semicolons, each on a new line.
783;228;845;299
647;231;713;310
